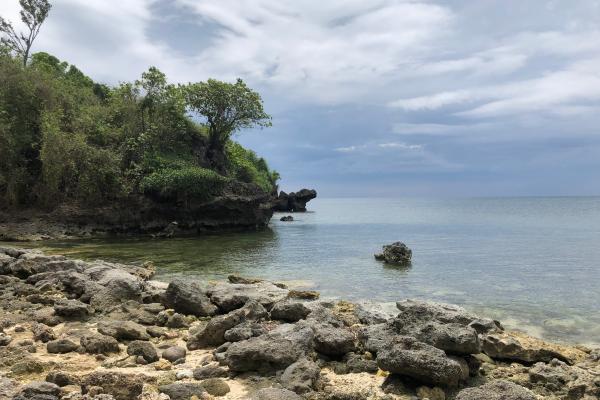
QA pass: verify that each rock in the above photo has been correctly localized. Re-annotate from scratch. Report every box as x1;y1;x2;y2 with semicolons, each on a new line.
455;380;536;400
80;333;120;354
147;326;167;338
162;279;218;317
32;323;56;343
343;352;379;374
53;298;91;319
127;341;159;363
357;323;396;354
0;376;22;399
280;216;294;222
0;332;12;346
223;321;267;342
287;290;320;300
165;313;188;328
199;378;230;396
227;274;264;284
271;301;311;322
193;364;229;380
251;388;303;400
281;358;320;394
416;386;445;400
224;324;314;373
98;320;150;341
16;381;61;399
46;371;77;387
159;383;206;400
162;346;186;362
47;338;78;354
377;336;468;387
273;189;317;212
313;325;356;357
207;281;289;312
155;221;178;238
82;371;150;400
482;331;587;364
187;300;267;349
374;242;412;265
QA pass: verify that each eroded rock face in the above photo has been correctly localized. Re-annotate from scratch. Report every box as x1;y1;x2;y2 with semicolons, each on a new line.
374;242;412;265
273;189;317;212
377;336;469;387
455;380;536;400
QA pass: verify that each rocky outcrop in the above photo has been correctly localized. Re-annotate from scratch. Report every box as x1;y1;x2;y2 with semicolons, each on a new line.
374;241;412;265
0;246;598;400
273;189;317;212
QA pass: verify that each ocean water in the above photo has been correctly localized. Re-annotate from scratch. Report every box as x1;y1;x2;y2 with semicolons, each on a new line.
17;197;600;345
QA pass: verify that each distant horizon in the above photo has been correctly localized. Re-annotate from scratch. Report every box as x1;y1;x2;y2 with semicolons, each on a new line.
2;0;599;196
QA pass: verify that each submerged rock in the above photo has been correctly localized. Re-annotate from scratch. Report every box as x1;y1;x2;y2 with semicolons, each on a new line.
374;241;412;265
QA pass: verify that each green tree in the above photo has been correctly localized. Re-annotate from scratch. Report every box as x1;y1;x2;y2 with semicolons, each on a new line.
185;78;271;170
0;0;52;67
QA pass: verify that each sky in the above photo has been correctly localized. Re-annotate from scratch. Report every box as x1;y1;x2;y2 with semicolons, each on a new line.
2;0;600;197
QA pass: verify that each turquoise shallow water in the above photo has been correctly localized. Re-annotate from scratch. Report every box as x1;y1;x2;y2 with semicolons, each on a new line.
13;197;600;345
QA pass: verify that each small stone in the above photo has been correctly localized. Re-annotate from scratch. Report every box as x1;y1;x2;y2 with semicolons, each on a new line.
47;338;78;354
155;359;172;371
0;333;12;346
162;346;186;363
200;378;230;396
127;341;159;363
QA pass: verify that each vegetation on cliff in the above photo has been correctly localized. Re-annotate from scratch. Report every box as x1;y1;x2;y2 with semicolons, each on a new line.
0;1;278;211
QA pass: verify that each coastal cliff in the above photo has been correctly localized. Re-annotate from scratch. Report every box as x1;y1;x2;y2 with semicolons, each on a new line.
0;247;597;400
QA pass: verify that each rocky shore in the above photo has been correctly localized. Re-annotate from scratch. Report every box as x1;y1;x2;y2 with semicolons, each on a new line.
0;247;598;400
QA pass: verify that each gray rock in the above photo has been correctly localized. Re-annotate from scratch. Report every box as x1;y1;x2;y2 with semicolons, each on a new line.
455;380;536;400
162;279;218;317
98;320;149;341
223;321;267;342
251;388;303;400
127;340;159;363
16;381;61;399
82;371;147;400
358;323;396;354
344;352;379;374
224;324;314;373
281;358;320;394
31;323;56;343
162;346;186;362
159;383;206;400
313;325;356;357
45;371;76;387
377;336;468;387
207;281;288;312
271;301;311;322
80;333;120;354
53;298;91;319
374;242;412;265
187;300;267;349
193;363;229;380
46;338;78;354
0;332;12;346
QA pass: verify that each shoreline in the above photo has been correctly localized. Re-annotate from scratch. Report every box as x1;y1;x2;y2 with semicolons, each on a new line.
0;246;598;400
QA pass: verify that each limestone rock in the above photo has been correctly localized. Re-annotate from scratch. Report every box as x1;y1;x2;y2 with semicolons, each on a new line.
374;242;412;265
281;358;320;394
455;380;536;400
162;279;218;317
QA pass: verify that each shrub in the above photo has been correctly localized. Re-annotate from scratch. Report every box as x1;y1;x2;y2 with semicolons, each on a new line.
140;165;229;201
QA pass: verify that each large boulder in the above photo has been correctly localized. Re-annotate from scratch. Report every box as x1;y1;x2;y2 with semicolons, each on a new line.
273;189;317;212
281;358;321;394
312;324;356;357
187;300;267;349
482;331;587;365
207;281;288;312
162;279;218;317
271;301;311;322
455;380;536;400
374;242;412;265
223;323;314;373
377;336;469;387
53;298;92;319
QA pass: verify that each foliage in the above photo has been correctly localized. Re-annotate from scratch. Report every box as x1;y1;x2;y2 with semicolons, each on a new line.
0;49;278;209
185;78;272;169
0;0;52;66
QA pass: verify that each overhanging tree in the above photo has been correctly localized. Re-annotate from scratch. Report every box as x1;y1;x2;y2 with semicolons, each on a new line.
0;0;52;67
185;78;272;170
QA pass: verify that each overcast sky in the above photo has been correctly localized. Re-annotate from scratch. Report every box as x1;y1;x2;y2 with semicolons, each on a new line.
2;0;600;197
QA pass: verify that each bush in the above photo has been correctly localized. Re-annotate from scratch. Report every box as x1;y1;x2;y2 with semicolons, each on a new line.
141;165;229;201
226;141;279;193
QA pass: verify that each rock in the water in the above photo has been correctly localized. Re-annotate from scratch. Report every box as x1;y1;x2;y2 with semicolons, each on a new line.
280;215;294;222
127;340;159;363
187;300;267;349
455;380;536;400
251;388;303;400
281;358;320;394
271;301;311;322
162;346;186;362
159;382;206;400
377;336;468;387
273;189;317;212
207;281;288;312
374;242;412;265
80;333;120;354
46;338;78;354
482;331;587;365
162;279;218;317
98;320;149;341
